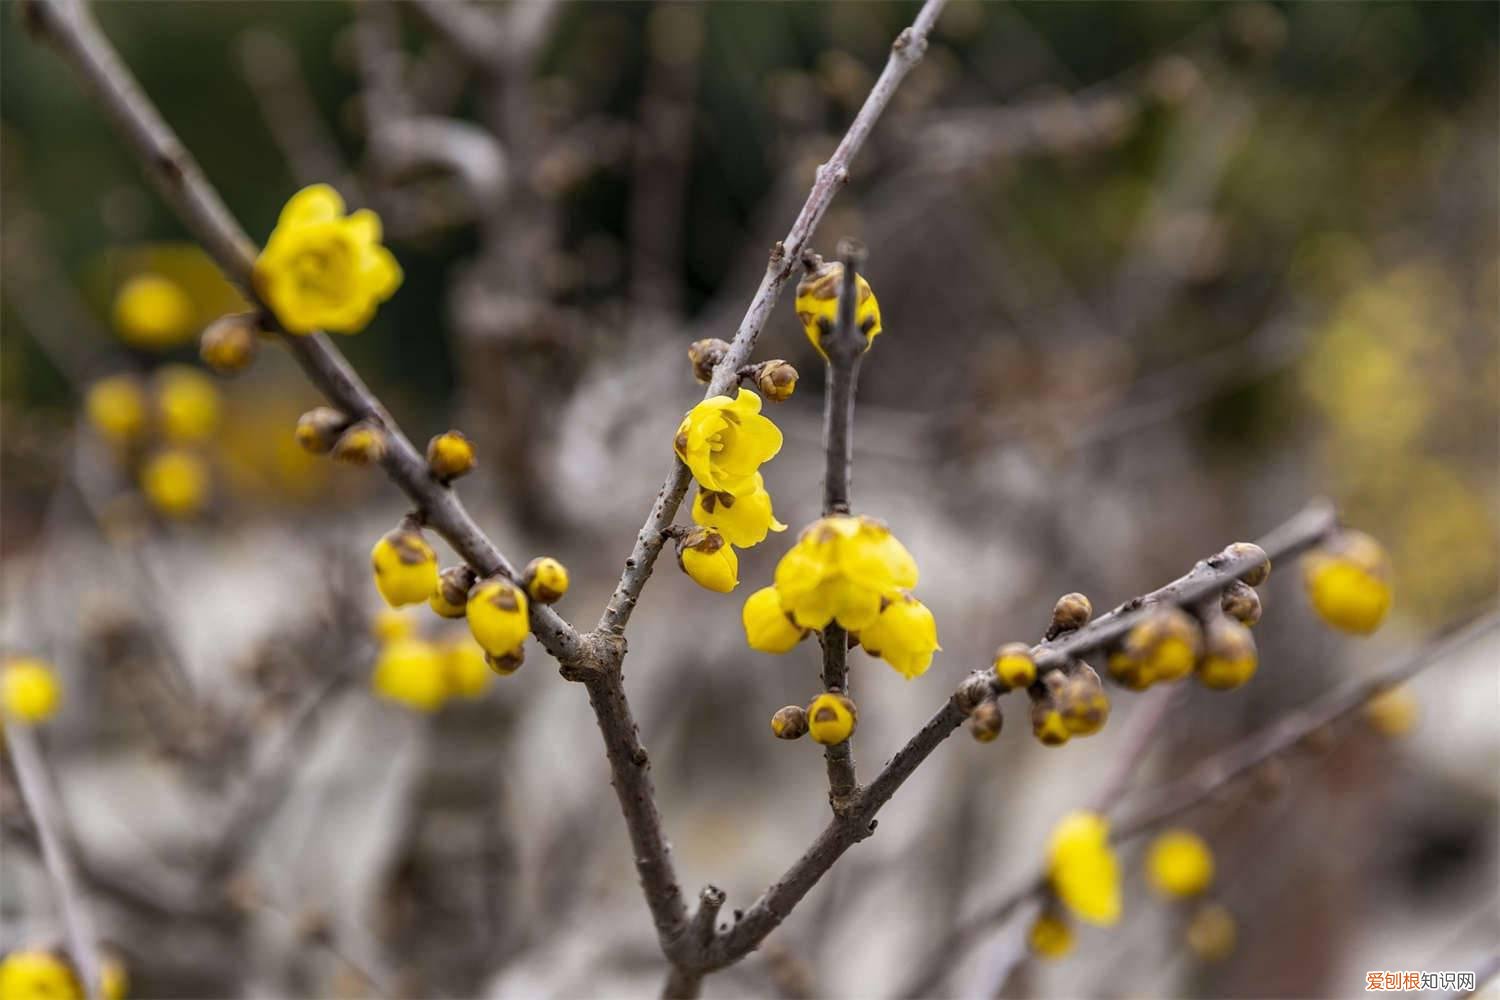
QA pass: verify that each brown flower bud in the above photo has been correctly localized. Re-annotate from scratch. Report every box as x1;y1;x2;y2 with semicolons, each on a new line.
751;359;798;402
955;672;998;715
1055;661;1110;737
1220;579;1262;626
688;338;730;383
332;421;388;465
1047;592;1093;639
295;407;351;455
486;647;525;676
431;565;477;619
199;313;260;374
426;430;476;481
770;705;809;740
1223;542;1270;587
969;699;1004;742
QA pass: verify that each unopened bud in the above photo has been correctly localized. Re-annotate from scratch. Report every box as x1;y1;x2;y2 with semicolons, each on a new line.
1055;661;1110;737
993;642;1037;689
523;556;570;604
770;704;808;740
955;672;997;715
485;647;525;676
430;565;476;619
1220;580;1262;626
199;313;260;374
426;430;476;481
688;338;730;383
969;699;1003;742
1223;542;1271;587
1047;592;1093;639
296;407;351;454
806;691;857;745
333;421;388;465
751;359;798;401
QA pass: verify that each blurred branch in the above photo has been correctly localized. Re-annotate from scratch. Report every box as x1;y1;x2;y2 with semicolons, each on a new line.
598;0;954;638
6;725;103;999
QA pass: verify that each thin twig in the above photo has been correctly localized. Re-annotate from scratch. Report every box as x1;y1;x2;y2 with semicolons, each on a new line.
6;725;103;999
596;0;952;637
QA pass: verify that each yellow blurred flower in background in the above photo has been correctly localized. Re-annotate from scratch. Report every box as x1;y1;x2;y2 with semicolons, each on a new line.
1;657;62;723
140;448;211;518
1046;811;1121;926
154;365;221;443
85;374;148;445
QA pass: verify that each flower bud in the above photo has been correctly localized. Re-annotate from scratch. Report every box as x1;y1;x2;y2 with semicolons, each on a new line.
485;647;526;676
523;556;570;604
806;692;857;745
1;657;62;723
426;430;476;482
466;577;530;656
1145;829;1215;898
751;359;798;402
770;704;809;740
371;527;439;608
1220;579;1262;626
1223;541;1270;587
1301;530;1392;635
1055;662;1110;736
85;374;149;445
955;672;997;715
295;407;351;454
1195;615;1257;690
1027;910;1074;959
1030;697;1072;747
993;641;1037;689
154;364;221;443
441;639;492;699
969;699;1004;742
371;637;446;712
794;255;882;360
676;526;739;593
199;313;260;374
430;565;476;618
141;447;211;518
743;585;807;653
1118;606;1201;686
333;421;388;465
687;338;730;383
1047;592;1093;638
1185;902;1236;962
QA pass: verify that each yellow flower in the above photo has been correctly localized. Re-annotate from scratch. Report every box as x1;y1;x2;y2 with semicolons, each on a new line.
742;585;807;653
772;515;918;631
372;608;415;644
677;527;739;593
370;528;439;608
673;389;783;496
0;950;81;1000
994;642;1037;689
441;639;493;700
113;272;197;349
1046;811;1121;926
2;658;62;723
372;638;446;712
426;431;476;481
101;955;129;1000
1146;829;1215;898
806;692;857;745
1195;617;1257;690
1302;530;1393;635
794;258;883;359
691;474;787;548
140;448;211;518
466;577;530;656
1027;911;1074;959
1185;902;1237;962
154;365;221;443
252;184;402;335
523;556;569;604
1364;685;1418;737
85;375;148;445
858;592;940;678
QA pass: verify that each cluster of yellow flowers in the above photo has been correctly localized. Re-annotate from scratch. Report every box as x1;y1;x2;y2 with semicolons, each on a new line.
673;389;786;593
369;522;569;701
0;948;129;1000
1;657;62;724
84;365;222;519
745;516;940;679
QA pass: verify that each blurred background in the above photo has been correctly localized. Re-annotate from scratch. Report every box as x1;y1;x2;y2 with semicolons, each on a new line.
1;1;1496;997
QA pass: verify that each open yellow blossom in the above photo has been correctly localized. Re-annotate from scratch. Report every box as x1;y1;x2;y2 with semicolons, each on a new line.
2;658;62;723
371;528;439;607
742;585;807;653
691;474;787;548
677;527;739;593
773;515;918;631
85;375;148;445
1364;685;1418;737
253;184;402;334
1046;811;1121;926
807;692;857;745
372;637;446;712
1186;902;1237;962
674;389;783;496
154;365;221;443
441;639;493;700
466;577;530;656
1027;911;1074;959
0;950;81;1000
795;258;883;359
141;448;211;518
1146;829;1215;898
858;592;940;678
114;272;197;349
1302;530;1392;635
